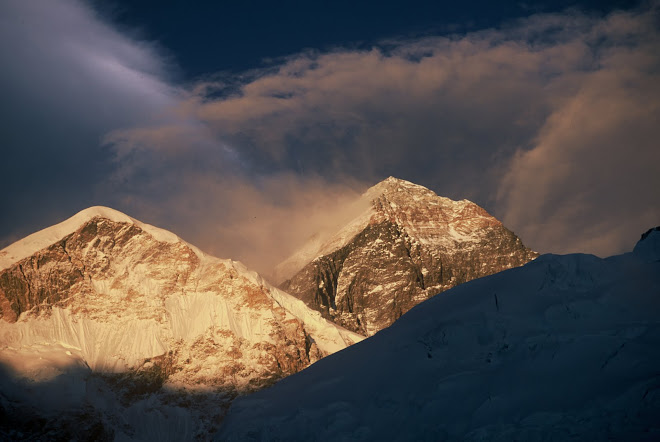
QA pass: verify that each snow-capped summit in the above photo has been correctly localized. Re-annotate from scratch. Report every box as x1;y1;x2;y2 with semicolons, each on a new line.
275;177;537;336
0;206;203;273
363;175;435;197
1;206;161;270
0;207;362;439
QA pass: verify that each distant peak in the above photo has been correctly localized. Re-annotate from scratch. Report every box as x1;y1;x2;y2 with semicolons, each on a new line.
633;226;660;262
363;177;468;209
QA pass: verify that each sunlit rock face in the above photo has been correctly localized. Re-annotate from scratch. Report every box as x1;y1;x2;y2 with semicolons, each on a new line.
0;207;361;439
277;177;538;336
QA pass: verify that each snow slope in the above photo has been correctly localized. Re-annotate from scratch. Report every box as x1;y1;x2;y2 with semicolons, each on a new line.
218;228;660;441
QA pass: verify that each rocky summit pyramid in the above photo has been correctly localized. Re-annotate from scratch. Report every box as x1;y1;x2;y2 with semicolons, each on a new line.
0;207;362;440
275;177;538;336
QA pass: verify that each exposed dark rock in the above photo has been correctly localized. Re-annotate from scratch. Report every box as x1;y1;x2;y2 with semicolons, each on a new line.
279;178;538;335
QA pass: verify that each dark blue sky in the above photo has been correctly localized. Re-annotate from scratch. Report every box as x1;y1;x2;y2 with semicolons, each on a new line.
105;0;640;80
1;0;657;274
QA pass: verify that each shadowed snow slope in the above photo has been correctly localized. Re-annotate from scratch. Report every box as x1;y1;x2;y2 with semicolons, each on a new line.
219;227;660;441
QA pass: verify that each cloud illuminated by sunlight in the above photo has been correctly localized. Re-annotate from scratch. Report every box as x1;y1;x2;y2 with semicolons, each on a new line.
106;3;660;264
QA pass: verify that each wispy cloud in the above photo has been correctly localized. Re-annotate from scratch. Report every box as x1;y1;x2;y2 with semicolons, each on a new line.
0;0;181;241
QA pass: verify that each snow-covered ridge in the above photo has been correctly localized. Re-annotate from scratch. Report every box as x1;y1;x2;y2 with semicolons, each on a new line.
220;258;363;354
0;206;194;271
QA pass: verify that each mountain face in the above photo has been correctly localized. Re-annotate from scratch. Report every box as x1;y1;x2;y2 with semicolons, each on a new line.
219;228;660;441
276;177;538;336
0;207;362;440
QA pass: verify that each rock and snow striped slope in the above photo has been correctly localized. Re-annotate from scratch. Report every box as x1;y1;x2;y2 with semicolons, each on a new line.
0;206;362;439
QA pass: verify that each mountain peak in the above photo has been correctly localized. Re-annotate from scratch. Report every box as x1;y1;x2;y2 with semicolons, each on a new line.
381;176;415;186
0;205;363;437
366;176;434;197
0;206;182;271
633;226;660;262
363;177;473;213
276;177;537;335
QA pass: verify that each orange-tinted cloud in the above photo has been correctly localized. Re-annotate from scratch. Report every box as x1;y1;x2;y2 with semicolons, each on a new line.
105;4;660;270
498;8;660;255
113;172;367;279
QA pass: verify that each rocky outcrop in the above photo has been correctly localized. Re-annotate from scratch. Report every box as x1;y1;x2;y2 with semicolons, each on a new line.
278;177;538;336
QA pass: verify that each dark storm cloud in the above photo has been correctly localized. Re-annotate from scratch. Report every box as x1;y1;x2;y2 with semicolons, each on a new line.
0;0;179;244
109;4;659;262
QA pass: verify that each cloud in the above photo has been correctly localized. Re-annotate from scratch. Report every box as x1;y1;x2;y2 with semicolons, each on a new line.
0;0;179;242
110;171;367;278
2;1;658;274
0;0;367;277
108;3;660;262
498;6;660;255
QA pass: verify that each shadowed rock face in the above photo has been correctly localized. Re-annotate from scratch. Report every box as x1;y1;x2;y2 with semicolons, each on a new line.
279;178;538;336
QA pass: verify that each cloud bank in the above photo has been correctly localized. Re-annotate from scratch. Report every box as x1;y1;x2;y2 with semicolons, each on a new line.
2;0;658;276
111;3;660;263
